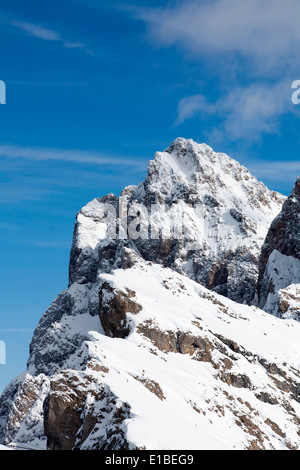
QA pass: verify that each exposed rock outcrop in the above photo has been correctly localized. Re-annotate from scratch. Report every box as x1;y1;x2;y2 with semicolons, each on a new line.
258;177;300;318
99;282;142;338
44;370;131;450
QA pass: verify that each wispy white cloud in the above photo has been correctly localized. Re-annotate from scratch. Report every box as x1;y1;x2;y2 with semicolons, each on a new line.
248;160;300;180
0;222;18;230
9;19;92;54
175;94;214;125
63;41;87;50
11;21;62;41
176;81;295;140
0;145;148;204
0;144;147;169
136;0;300;74
32;240;72;248
245;159;300;195
136;0;300;141
0;328;34;333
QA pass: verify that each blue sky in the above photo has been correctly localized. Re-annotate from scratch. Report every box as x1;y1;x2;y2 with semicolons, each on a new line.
1;0;300;392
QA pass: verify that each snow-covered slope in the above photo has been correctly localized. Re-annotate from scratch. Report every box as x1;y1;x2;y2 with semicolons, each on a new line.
1;138;298;451
1;262;300;450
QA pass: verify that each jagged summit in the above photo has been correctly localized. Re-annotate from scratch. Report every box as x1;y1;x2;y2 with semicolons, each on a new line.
70;138;285;304
146;137;280;206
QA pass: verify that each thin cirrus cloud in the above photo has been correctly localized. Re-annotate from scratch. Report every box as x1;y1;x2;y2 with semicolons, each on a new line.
11;21;62;41
0;144;148;204
246;160;300;192
10;19;92;54
250;160;300;178
0;144;147;170
0;328;34;333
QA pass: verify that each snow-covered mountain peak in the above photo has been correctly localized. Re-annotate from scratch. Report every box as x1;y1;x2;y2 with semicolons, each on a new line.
1;138;298;451
67;139;285;304
144;138;284;215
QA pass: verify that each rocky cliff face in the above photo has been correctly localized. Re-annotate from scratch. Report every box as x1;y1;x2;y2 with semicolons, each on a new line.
258;177;300;320
1;138;299;451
